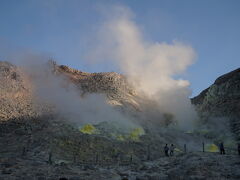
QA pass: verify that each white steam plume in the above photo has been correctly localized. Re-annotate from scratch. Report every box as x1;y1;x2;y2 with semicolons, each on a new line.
88;6;197;129
13;54;138;130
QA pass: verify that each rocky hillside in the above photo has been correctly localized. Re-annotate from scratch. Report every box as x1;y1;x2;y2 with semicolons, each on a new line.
50;61;167;130
0;61;41;121
0;61;141;122
1;61;240;179
192;68;240;140
49;61;142;112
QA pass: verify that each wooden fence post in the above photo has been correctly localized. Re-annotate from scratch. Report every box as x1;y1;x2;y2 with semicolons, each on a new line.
95;153;99;164
48;151;52;165
184;144;187;153
147;145;151;160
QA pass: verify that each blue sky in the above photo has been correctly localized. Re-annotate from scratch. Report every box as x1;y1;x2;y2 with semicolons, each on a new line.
0;0;240;97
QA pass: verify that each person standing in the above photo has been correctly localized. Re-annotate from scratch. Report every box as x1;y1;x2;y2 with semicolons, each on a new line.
170;144;175;156
164;144;169;157
219;142;225;154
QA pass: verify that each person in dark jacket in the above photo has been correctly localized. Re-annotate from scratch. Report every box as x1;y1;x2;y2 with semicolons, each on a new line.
164;144;169;157
170;144;175;156
219;142;225;154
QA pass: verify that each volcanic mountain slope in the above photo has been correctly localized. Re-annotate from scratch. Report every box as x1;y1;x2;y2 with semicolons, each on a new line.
0;60;144;122
50;61;141;110
0;61;163;163
0;61;183;176
1;61;240;179
0;60;179;130
48;61;170;131
56;64;135;97
0;61;168;157
191;68;240;140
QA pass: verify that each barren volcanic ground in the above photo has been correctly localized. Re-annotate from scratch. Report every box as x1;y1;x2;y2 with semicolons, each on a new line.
0;61;240;180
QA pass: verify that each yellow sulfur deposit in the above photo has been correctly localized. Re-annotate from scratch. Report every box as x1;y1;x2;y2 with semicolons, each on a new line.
79;124;97;134
206;144;219;152
129;127;145;141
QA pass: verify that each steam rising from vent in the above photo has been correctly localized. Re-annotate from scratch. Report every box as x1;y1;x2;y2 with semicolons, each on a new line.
1;5;198;130
16;55;137;129
88;6;197;129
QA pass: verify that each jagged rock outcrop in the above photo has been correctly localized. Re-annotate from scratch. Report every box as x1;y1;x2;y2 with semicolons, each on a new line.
53;62;140;110
192;68;240;140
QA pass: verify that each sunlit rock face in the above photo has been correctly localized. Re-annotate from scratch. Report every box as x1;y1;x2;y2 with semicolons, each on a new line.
0;60;140;121
50;61;141;110
192;68;240;140
0;60;163;131
51;62;172;128
0;61;38;121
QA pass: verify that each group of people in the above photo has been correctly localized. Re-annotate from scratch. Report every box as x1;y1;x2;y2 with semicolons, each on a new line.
164;142;240;156
164;144;175;157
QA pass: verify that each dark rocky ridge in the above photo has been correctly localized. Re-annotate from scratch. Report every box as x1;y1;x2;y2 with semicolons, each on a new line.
191;68;240;140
